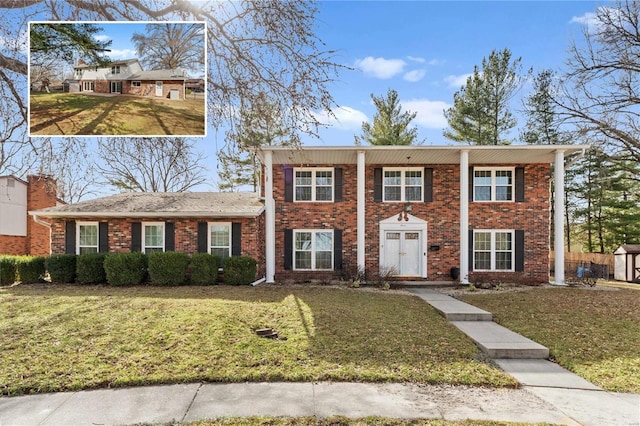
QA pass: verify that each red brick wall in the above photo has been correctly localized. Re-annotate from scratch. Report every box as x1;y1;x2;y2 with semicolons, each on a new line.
50;216;263;270
27;175;57;256
0;235;28;255
271;163;551;284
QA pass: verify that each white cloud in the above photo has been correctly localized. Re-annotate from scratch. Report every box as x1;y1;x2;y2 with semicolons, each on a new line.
354;56;406;79
570;11;599;27
444;73;472;88
402;99;450;129
313;106;368;131
403;69;426;82
428;58;445;66
94;34;111;42
108;48;137;59
407;56;425;63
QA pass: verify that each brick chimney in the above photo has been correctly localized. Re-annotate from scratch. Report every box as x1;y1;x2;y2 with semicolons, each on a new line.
27;174;57;256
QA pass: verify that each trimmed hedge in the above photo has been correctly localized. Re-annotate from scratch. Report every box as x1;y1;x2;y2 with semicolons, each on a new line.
104;253;147;286
45;254;77;283
16;256;46;283
76;253;107;284
148;252;190;285
190;253;218;285
0;256;17;285
223;256;257;285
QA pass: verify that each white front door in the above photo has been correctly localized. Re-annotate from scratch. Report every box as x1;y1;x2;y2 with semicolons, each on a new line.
155;81;163;96
383;230;422;276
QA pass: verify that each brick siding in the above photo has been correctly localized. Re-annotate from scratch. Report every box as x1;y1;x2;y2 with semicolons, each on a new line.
272;163;551;284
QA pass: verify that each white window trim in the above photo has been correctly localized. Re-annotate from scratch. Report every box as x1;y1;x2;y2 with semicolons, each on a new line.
293;229;334;271
111;65;120;74
293;167;334;202
383;167;423;202
142;222;165;254
76;221;99;255
208;222;232;258
473;229;515;272
473;167;515;202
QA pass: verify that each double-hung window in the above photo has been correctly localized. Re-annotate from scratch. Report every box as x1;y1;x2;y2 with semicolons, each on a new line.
294;168;333;202
474;168;514;201
383;168;423;202
142;222;164;253
77;222;98;254
294;230;333;270
209;222;231;258
111;65;120;74
473;230;514;271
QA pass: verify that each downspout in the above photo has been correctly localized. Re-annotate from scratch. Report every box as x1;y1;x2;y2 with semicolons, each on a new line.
31;214;52;255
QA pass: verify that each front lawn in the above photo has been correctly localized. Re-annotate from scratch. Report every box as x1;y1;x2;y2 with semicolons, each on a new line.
29;92;205;136
0;285;516;396
461;287;640;393
188;417;538;425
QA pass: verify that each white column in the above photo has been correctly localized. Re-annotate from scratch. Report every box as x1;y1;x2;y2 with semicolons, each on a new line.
264;150;276;283
554;150;566;285
357;150;366;273
460;149;470;284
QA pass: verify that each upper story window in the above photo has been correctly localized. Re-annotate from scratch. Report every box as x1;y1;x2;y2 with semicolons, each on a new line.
74;69;82;78
209;222;231;258
111;65;120;74
295;168;333;202
474;168;514;201
473;230;514;271
383;168;423;202
142;222;164;253
77;222;98;254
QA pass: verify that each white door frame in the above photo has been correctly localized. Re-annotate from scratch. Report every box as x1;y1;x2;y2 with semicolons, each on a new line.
379;213;428;278
155;81;163;96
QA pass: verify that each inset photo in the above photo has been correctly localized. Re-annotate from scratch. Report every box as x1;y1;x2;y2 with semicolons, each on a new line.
29;21;206;137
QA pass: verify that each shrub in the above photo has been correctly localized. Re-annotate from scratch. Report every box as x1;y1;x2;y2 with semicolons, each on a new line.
223;256;257;286
190;253;218;285
45;254;77;283
76;253;107;284
104;252;147;286
0;256;17;285
16;256;46;283
148;252;190;285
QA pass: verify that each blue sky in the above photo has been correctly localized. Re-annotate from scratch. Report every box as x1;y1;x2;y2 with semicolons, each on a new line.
299;0;606;148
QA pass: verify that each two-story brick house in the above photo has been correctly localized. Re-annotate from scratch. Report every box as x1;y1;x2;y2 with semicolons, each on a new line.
258;145;588;285
71;59;186;100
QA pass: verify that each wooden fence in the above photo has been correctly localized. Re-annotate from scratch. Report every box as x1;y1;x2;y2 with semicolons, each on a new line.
550;252;614;278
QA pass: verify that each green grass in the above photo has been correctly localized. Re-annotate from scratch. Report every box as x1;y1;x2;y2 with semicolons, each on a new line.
461;287;640;393
0;285;516;396
185;417;548;425
29;92;205;136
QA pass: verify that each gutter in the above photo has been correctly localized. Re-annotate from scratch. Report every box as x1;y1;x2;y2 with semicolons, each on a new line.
251;277;266;287
31;213;53;255
565;147;588;169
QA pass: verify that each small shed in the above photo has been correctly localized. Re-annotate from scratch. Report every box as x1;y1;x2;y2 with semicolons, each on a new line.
614;244;640;283
63;79;80;93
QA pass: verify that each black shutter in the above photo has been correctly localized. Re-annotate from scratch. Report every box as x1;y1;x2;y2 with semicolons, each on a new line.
334;167;343;202
65;220;76;254
515;167;525;202
231;222;242;256
374;168;383;202
515;230;525;272
469;166;474;202
334;229;342;270
424;167;433;202
284;229;293;270
165;222;175;251
99;222;109;253
197;222;208;253
284;167;294;202
131;222;141;252
468;230;474;271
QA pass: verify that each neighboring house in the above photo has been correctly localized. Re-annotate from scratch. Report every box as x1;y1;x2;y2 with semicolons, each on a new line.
185;78;204;92
0;175;60;256
71;59;186;100
30;192;265;277
257;145;588;285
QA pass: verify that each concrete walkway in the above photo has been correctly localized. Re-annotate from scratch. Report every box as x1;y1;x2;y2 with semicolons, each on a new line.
407;288;640;426
1;289;638;426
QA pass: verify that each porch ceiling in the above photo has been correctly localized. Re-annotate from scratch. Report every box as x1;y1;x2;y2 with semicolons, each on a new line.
259;145;590;165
